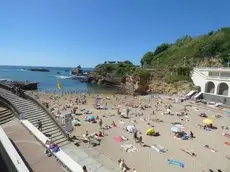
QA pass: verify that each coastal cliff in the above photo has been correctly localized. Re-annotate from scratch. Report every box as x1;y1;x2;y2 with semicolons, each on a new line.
89;27;230;95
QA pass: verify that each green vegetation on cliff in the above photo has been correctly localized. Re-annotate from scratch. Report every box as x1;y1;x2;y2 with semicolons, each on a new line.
94;61;135;77
141;27;230;68
140;27;230;84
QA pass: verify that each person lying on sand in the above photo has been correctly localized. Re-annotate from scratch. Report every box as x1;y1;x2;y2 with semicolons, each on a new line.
118;159;129;172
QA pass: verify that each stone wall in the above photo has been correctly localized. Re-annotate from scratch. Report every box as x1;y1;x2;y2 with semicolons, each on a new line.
202;93;230;106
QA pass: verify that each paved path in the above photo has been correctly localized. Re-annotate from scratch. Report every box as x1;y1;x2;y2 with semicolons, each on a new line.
62;144;121;172
1;119;65;172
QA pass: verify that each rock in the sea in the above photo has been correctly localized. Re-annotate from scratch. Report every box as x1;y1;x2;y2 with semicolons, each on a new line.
72;65;83;75
28;68;50;72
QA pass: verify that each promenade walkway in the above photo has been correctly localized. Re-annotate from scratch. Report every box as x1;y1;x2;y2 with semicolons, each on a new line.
1;119;65;172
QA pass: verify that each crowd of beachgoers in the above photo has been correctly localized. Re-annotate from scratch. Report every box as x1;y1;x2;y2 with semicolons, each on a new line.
28;91;230;172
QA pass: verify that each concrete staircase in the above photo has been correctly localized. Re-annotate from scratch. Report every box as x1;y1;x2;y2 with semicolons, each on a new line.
0;107;14;125
0;88;69;146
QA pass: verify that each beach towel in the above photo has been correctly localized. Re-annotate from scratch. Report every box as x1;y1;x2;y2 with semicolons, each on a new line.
204;145;217;152
113;136;123;143
227;111;230;117
121;136;128;141
167;159;184;168
180;149;196;156
121;144;138;153
224;142;230;146
151;144;167;153
223;133;230;138
225;155;230;160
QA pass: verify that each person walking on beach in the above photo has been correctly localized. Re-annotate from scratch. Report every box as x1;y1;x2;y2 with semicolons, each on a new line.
37;120;42;131
82;165;88;172
99;118;103;129
126;108;130;117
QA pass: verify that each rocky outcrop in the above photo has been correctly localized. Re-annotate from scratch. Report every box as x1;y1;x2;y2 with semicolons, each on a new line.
72;66;83;75
148;80;194;95
123;76;149;95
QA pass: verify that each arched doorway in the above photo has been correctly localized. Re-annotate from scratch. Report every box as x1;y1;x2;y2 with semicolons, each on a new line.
205;81;215;93
217;83;229;96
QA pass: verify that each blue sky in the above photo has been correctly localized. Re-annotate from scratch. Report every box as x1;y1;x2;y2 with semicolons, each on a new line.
0;0;229;67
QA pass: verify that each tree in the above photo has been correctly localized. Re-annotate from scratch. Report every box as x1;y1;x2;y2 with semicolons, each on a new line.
154;43;171;55
141;52;155;66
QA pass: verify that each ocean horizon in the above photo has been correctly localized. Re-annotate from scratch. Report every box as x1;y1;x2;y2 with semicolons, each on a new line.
0;65;115;93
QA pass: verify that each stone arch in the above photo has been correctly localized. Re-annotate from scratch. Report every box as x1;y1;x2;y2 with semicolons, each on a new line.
205;81;215;93
217;82;229;96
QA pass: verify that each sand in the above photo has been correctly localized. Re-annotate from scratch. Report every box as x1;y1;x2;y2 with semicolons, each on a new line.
30;91;230;172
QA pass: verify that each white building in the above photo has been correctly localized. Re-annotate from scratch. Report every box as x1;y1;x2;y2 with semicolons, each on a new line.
191;67;230;104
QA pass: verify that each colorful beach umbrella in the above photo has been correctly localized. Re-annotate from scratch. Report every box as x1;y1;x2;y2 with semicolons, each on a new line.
203;118;213;125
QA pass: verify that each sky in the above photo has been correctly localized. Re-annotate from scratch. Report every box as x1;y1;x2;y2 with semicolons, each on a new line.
0;0;230;67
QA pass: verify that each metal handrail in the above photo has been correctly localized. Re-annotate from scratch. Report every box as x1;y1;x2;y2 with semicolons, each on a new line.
193;69;230;81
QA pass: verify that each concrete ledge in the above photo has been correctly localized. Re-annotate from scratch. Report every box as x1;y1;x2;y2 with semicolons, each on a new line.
21;120;82;172
0;127;29;172
202;93;230;106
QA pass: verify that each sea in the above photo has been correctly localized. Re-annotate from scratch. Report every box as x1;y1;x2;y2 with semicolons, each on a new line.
0;65;116;94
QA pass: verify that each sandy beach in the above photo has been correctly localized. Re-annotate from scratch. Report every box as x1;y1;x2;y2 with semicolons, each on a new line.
30;91;230;172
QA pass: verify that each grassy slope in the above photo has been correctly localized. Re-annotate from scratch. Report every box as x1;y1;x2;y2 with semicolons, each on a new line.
142;27;230;68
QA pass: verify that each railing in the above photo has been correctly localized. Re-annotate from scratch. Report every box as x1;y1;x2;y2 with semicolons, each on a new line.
193;68;230;81
0;127;30;172
24;93;69;140
195;67;230;71
0;83;13;92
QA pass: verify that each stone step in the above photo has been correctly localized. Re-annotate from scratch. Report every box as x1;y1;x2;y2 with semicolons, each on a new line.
26;114;48;121
50;132;63;138
17;108;43;114
0;116;15;125
11;100;34;106
42;127;59;134
0;107;7;111
55;138;68;145
4;96;29;103
0;113;14;123
46;130;62;136
58;141;70;147
0;111;12;118
52;135;66;142
30;117;51;125
25;112;45;118
15;103;38;108
36;124;57;131
0;109;9;114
